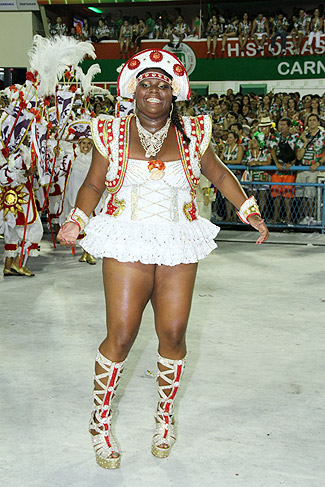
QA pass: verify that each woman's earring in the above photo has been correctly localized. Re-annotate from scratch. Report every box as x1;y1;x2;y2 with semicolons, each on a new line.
133;99;137;114
169;103;174;118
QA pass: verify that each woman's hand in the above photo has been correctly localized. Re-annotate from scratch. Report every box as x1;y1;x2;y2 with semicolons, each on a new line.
57;222;80;247
247;215;269;244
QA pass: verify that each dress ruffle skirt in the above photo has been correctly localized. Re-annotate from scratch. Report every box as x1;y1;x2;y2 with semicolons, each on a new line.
80;214;220;266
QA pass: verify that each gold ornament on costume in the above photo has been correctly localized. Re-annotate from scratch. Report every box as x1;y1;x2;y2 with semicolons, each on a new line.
0;185;28;218
172;79;180;97
127;78;137;95
136;116;171;158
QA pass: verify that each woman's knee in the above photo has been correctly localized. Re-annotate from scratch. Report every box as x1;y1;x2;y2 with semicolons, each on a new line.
104;323;140;354
157;322;187;349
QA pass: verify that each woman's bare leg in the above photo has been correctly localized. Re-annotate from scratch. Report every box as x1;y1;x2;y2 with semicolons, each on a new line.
150;263;198;454
90;258;156;467
152;262;198;358
100;258;156;361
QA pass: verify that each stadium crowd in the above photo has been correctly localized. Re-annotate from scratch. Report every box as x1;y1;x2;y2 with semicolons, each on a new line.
47;5;325;56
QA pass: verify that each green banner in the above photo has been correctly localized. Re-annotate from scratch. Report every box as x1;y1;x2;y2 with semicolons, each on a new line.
82;55;325;83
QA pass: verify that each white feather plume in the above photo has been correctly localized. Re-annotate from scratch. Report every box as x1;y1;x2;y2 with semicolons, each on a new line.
28;35;96;97
76;64;101;97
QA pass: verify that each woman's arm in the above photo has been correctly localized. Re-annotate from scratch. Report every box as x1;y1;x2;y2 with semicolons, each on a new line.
75;147;108;215
57;147;109;246
201;144;246;209
201;143;269;243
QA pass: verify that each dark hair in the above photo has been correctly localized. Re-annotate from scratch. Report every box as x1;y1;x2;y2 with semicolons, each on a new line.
279;116;292;127
227;110;239;120
228;130;239;142
171;95;190;145
230;122;243;131
307;113;320;122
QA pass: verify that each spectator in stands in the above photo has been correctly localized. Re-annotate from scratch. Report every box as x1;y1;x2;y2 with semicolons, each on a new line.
242;94;251;107
206;15;221;57
224;110;239;129
270;11;289;55
258;116;274;142
296;113;325;224
70;26;80;40
231;100;242;118
195;96;208;115
119;17;132;57
81;18;92;41
212;104;224;125
172;14;190;48
310;97;323;119
299;95;312;121
307;8;323;53
52;16;68;36
115;10;124;35
153;16;164;39
211;123;224;157
251;12;270;54
221;17;238;54
105;14;116;39
244;132;272;213
242;105;253;124
220;99;230;118
163;22;174;42
283;97;300;120
269;117;297;224
220;130;244;221
292;8;309;55
192;14;204;38
238;12;252;52
270;94;282;121
145;12;156;39
130;16;140;50
93;18;110;42
93;101;103;117
230;121;250;154
134;18;146;53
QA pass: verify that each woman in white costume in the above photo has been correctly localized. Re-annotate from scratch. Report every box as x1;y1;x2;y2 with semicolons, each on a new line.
62;123;104;264
58;49;269;469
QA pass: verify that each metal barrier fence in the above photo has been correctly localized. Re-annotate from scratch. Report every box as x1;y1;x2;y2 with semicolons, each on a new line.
211;166;325;234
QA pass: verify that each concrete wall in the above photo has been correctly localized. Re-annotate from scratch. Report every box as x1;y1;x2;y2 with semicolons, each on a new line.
0;12;34;68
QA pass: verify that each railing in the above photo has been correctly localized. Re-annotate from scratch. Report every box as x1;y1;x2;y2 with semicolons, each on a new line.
211;165;325;234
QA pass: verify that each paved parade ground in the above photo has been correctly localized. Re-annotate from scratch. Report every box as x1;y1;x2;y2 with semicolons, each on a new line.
1;231;324;487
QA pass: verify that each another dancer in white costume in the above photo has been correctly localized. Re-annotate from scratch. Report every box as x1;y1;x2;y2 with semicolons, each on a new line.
62;121;104;264
58;49;269;469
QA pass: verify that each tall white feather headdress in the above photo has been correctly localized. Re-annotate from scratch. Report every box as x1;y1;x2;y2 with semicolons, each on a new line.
28;35;96;97
76;64;101;97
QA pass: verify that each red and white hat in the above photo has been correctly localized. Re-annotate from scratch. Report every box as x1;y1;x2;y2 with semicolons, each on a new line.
117;49;191;102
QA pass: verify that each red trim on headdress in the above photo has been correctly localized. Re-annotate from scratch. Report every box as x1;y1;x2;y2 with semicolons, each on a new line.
150;50;163;63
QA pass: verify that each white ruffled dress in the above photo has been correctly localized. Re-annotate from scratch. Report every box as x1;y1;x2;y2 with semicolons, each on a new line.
81;116;220;266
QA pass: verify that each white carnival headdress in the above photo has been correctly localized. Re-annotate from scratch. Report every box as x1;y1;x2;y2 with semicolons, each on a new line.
28;35;96;97
117;49;190;102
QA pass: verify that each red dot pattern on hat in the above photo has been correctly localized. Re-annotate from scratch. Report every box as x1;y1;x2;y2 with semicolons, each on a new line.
149;50;163;63
128;58;140;70
173;64;185;77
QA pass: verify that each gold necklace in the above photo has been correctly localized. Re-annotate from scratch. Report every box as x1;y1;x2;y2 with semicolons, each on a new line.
135;115;171;159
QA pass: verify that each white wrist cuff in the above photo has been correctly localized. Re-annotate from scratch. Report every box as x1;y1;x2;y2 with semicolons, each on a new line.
65;207;89;232
237;196;261;225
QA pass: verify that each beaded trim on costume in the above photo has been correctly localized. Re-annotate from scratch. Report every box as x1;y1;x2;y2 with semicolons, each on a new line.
105;115;133;194
90;117;114;160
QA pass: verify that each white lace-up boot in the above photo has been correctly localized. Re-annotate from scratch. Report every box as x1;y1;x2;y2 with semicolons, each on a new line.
89;349;127;469
152;353;187;458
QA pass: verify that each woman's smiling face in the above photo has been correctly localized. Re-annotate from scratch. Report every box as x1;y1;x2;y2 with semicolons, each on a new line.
135;70;173;118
